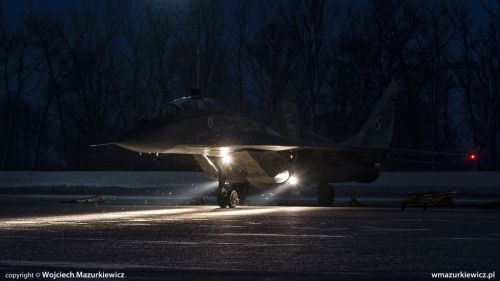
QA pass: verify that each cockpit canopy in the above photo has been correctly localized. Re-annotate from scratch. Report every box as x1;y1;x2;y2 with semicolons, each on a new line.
162;97;223;119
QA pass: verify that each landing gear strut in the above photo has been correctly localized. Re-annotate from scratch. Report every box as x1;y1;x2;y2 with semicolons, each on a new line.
317;182;335;206
217;173;229;208
217;185;245;208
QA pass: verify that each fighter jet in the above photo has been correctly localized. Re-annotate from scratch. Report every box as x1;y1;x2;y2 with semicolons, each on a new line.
93;81;469;208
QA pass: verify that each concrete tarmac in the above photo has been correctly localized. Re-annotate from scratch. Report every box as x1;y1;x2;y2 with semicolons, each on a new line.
0;195;499;280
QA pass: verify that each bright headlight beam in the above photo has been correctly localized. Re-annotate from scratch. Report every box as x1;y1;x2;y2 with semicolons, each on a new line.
220;147;232;165
220;147;229;156
222;154;232;165
274;170;290;183
288;175;298;185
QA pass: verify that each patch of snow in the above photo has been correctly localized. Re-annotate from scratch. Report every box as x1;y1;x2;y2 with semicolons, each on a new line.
0;171;210;188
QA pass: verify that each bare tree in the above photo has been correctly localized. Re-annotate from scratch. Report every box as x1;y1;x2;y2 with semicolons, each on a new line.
474;17;500;170
325;3;377;141
108;0;147;120
59;5;123;168
449;1;480;149
1;32;38;169
143;1;178;112
25;14;73;168
234;0;251;112
246;3;298;120
280;0;333;139
422;0;456;167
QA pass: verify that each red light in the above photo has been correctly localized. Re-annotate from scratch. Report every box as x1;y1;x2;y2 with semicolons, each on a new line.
469;153;477;160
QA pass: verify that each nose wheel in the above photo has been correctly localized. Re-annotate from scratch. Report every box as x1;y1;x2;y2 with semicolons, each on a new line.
217;173;247;208
217;186;240;208
227;189;240;208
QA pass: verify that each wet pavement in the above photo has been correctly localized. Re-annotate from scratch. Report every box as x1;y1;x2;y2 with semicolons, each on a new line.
0;196;499;280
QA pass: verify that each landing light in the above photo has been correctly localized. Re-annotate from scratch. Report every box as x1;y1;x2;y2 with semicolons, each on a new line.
469;153;477;160
221;147;229;156
222;154;232;165
288;175;298;185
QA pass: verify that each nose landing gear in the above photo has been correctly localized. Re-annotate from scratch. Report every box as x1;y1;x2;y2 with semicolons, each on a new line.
227;189;240;208
217;173;248;208
217;173;229;208
217;185;241;208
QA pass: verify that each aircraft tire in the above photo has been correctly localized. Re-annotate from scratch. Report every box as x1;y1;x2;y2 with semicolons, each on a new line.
232;183;249;205
318;183;335;206
226;189;240;208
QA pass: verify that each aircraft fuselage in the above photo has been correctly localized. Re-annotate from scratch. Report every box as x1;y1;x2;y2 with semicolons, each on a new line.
114;100;380;188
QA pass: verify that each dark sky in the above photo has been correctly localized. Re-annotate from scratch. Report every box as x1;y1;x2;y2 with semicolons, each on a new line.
2;0;223;24
2;0;494;30
1;0;253;45
3;0;495;26
3;0;83;22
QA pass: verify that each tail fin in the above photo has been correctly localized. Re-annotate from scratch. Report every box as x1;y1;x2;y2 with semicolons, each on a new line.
343;80;397;147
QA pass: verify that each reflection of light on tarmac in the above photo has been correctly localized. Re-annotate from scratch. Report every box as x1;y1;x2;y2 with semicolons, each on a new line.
0;208;201;227
0;206;315;228
3;220;38;225
198;208;278;217
211;233;348;238
256;183;296;204
179;206;313;219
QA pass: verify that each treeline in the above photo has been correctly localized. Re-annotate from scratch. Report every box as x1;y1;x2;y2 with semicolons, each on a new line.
0;0;499;171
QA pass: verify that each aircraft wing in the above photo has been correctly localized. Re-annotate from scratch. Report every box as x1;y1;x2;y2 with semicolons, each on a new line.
93;129;471;159
162;141;470;160
300;143;470;157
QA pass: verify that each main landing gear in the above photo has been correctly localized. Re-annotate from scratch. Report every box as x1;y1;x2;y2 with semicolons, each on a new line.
217;174;249;208
317;182;335;206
